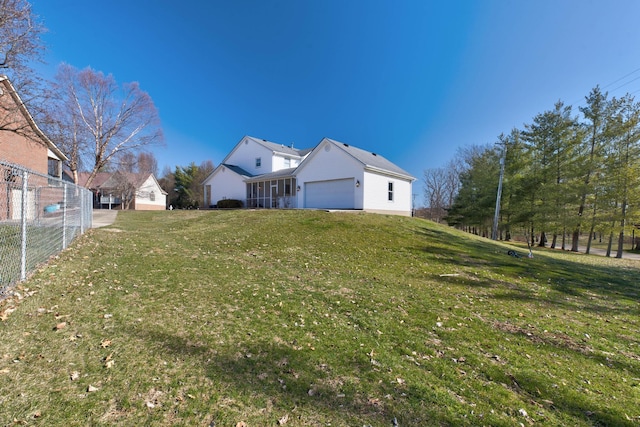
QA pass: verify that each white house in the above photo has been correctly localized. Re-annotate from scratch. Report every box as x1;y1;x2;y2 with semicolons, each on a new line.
78;171;168;210
203;136;415;216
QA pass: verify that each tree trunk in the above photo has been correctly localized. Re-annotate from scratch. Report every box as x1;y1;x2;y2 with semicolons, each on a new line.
571;229;580;252
616;198;628;258
606;232;614;257
616;231;625;258
538;231;547;247
586;224;595;254
551;234;557;249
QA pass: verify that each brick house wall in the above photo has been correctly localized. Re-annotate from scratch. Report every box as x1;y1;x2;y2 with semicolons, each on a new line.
0;130;50;176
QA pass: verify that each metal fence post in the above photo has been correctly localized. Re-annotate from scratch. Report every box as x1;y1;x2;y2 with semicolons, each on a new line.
80;187;85;234
62;183;68;249
20;169;28;282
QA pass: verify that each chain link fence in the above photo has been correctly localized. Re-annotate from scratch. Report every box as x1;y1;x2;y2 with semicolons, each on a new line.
1;159;93;294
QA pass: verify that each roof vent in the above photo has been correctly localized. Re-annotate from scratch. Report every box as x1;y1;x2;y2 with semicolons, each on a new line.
372;152;377;156
343;143;349;147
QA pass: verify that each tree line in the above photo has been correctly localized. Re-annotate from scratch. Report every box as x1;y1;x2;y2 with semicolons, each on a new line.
425;86;640;257
1;1;215;208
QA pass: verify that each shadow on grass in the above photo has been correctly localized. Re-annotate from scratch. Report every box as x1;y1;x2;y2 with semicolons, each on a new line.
128;327;469;426
414;226;640;315
487;365;639;427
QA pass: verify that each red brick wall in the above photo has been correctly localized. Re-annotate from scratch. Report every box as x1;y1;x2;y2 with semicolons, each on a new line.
0;131;49;175
0;88;49;175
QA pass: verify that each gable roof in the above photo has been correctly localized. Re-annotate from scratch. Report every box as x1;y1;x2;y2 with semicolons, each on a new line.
246;136;308;157
77;171;167;194
218;135;310;168
296;138;415;181
204;135;415;184
326;138;414;180
0;75;68;162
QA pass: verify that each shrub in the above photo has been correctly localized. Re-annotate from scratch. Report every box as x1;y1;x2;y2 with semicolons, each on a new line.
216;199;243;209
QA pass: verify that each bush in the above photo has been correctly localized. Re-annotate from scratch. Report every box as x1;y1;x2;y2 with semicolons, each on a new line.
216;199;243;209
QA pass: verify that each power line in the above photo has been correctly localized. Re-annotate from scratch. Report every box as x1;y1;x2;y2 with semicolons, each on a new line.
567;66;640;111
602;67;640;90
608;75;640;94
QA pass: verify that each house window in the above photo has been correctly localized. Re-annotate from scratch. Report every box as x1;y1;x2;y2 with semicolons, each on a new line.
388;182;394;201
256;157;262;168
47;158;60;177
150;191;155;201
284;157;291;168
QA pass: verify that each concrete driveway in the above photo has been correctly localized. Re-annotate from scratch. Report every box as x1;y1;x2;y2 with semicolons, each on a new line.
92;209;118;228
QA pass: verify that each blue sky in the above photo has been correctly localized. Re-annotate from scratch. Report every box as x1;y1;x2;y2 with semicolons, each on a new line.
30;0;640;200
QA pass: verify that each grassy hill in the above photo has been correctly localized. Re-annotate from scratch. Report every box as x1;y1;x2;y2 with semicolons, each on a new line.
1;210;639;426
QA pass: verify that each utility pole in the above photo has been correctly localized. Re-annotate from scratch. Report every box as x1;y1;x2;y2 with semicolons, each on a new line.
492;142;507;240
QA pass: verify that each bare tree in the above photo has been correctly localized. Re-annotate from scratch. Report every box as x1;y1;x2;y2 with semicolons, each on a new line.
137;151;158;176
114;151;158;176
50;64;163;187
423;167;448;222
116;151;137;173
0;0;46;138
423;159;461;223
0;0;43;72
41;68;89;183
109;171;137;210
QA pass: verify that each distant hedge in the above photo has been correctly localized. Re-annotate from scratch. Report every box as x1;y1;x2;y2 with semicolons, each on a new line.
216;199;244;209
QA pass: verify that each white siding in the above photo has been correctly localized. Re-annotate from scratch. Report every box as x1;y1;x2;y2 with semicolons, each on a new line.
225;138;274;175
362;170;413;215
273;153;302;171
205;166;247;206
296;141;364;209
135;175;167;210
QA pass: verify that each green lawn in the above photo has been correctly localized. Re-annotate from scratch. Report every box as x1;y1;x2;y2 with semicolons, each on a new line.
1;210;639;426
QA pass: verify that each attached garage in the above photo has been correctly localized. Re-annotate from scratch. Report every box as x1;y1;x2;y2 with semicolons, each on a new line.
304;178;355;209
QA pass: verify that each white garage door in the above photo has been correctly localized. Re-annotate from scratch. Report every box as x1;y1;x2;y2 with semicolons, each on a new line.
304;178;355;209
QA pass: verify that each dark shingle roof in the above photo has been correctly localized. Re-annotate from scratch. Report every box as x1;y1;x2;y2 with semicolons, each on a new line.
222;164;254;177
246;136;308;157
245;167;297;181
325;138;414;179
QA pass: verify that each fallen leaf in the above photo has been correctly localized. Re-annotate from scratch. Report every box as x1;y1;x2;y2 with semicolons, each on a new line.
0;307;16;321
70;371;80;381
278;414;289;425
105;359;115;369
235;422;247;427
87;384;99;392
100;339;112;348
55;322;67;330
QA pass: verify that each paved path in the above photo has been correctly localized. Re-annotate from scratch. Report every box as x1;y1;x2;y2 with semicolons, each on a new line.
581;246;640;261
92;209;118;228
